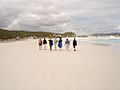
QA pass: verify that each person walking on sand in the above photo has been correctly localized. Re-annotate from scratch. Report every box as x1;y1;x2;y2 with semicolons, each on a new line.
43;38;47;50
49;38;53;51
73;38;77;51
58;37;63;50
54;37;58;50
65;38;70;50
38;39;42;50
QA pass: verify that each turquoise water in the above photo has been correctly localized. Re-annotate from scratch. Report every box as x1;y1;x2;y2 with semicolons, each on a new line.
78;37;120;46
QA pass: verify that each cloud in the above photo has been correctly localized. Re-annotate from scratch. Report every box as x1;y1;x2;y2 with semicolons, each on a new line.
0;0;120;34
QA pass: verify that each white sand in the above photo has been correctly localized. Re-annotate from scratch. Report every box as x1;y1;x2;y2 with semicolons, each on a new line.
0;39;120;90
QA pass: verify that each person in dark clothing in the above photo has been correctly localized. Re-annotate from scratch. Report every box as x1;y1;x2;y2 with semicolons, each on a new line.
43;38;47;50
73;38;77;51
58;37;62;50
49;38;53;51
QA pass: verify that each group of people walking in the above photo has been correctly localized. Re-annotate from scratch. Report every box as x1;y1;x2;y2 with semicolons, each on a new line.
38;37;77;51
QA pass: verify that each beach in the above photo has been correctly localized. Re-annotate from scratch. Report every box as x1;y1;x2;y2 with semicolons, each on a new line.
0;38;120;90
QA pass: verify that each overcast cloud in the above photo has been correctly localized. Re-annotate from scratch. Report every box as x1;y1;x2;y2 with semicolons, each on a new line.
0;0;120;34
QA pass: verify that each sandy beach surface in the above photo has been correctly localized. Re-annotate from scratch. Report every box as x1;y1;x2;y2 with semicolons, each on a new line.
0;39;120;90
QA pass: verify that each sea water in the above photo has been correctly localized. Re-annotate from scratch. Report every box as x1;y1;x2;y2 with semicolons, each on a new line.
76;36;120;52
77;36;120;46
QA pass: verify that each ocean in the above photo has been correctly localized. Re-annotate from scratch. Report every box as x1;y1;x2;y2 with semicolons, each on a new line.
74;36;120;52
77;36;120;46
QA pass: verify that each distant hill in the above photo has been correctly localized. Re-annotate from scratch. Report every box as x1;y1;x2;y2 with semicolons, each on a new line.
0;29;76;40
0;29;55;40
91;33;120;37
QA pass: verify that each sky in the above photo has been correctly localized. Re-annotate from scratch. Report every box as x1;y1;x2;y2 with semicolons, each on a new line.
0;0;120;34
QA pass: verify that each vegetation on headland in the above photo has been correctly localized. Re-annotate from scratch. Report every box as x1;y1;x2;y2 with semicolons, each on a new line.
90;33;120;37
78;33;120;37
0;29;76;40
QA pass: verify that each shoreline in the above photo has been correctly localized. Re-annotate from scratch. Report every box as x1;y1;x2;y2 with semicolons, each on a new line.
0;38;28;43
1;37;120;47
